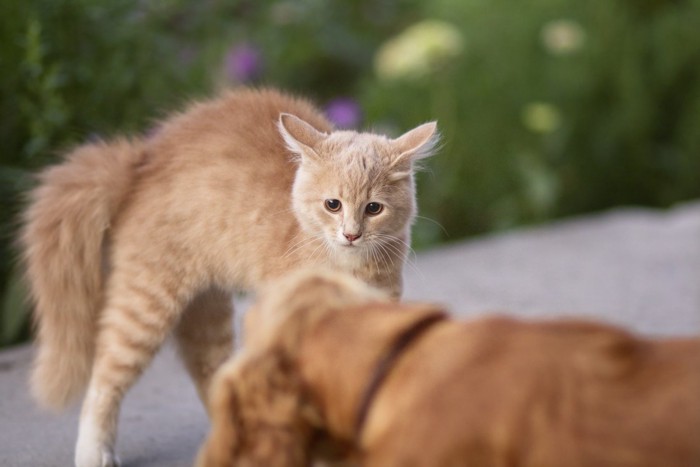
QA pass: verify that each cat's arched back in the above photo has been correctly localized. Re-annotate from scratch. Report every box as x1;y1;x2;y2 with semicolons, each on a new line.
20;87;438;467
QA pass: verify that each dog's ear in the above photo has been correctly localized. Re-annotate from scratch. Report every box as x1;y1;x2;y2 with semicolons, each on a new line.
196;357;245;467
196;350;313;467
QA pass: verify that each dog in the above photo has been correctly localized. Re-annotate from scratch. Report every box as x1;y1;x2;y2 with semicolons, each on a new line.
196;269;700;467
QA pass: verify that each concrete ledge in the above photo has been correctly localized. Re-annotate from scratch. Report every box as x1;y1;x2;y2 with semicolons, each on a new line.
404;201;700;336
1;202;698;466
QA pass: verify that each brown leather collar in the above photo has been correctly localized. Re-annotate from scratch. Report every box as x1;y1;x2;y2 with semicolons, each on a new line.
354;311;447;438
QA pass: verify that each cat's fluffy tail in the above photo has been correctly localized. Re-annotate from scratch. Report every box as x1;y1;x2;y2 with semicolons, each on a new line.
20;139;144;410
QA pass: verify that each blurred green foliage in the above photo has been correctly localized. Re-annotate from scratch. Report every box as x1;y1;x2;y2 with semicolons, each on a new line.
365;0;700;243
1;0;699;346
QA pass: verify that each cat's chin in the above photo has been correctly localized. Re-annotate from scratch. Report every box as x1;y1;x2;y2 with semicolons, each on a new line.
329;240;366;259
336;239;366;250
333;242;359;252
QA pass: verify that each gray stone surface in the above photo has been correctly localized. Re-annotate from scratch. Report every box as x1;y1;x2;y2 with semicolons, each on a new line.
1;202;698;467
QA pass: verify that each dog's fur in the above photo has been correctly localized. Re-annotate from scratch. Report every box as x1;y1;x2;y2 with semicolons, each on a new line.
197;270;700;467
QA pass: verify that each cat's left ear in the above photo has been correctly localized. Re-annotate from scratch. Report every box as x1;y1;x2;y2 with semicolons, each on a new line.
278;113;328;161
390;122;440;170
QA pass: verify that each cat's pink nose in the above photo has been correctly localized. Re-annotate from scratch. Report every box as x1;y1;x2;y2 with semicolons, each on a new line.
344;232;362;243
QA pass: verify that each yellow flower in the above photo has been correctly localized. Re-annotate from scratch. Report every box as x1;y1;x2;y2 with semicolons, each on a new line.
541;19;586;56
522;102;562;134
375;20;464;81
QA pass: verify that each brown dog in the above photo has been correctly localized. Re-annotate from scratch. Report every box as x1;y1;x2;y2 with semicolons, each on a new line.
196;270;700;467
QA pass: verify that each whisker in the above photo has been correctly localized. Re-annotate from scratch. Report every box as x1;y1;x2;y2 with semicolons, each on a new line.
366;237;395;277
324;241;336;265
371;233;423;279
372;243;391;276
308;237;330;265
376;243;396;272
282;234;323;259
415;215;449;237
388;244;422;278
373;233;416;261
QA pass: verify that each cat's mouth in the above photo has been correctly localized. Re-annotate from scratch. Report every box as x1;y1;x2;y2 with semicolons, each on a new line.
338;238;364;249
335;232;364;248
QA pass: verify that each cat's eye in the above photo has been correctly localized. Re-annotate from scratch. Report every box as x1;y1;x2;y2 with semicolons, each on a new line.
365;202;384;216
325;199;342;212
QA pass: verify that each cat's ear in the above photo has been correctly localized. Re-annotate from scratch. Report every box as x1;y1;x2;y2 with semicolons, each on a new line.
278;113;328;161
388;122;439;180
392;121;440;162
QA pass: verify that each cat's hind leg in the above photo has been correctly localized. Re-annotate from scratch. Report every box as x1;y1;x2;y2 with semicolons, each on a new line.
174;287;234;410
75;266;194;467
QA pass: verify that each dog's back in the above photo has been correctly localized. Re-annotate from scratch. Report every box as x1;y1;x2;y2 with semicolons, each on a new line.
197;269;700;467
362;316;700;467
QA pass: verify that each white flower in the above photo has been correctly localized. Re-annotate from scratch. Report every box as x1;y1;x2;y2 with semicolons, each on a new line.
541;19;586;56
270;2;304;25
375;20;464;81
522;102;562;134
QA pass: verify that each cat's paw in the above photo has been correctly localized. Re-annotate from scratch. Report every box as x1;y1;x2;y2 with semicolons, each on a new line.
75;446;120;467
75;434;120;467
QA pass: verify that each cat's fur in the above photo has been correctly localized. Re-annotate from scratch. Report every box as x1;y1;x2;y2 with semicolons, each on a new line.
19;87;438;467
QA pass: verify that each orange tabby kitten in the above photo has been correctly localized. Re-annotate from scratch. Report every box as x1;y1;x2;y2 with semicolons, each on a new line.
20;88;438;467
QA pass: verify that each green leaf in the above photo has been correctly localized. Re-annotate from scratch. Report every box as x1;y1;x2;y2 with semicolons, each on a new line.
0;267;31;347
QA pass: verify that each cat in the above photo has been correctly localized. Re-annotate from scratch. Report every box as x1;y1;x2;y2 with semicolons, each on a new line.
19;87;438;467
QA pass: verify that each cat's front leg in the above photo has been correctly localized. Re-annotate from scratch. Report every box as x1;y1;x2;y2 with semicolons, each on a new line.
76;393;120;467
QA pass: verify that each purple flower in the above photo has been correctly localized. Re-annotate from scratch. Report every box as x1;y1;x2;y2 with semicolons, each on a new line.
225;43;263;83
325;98;362;129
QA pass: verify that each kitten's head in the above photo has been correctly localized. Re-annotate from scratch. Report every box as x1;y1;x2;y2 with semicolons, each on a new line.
279;113;439;255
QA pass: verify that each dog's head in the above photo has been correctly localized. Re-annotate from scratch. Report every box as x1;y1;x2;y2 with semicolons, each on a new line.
197;269;388;467
195;347;311;467
244;268;389;351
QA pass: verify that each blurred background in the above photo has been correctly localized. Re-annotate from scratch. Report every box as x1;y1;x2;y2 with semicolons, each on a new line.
1;0;699;347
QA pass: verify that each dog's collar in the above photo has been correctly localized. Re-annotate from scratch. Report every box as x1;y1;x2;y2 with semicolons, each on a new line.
354;311;447;438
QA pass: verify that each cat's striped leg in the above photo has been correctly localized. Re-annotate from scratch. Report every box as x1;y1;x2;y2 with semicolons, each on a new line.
75;269;192;467
174;287;234;410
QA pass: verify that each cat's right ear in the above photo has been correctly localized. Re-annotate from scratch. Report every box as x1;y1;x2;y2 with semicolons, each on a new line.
278;113;328;162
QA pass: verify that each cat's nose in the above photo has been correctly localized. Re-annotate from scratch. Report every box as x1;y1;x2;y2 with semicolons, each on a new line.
344;232;362;243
